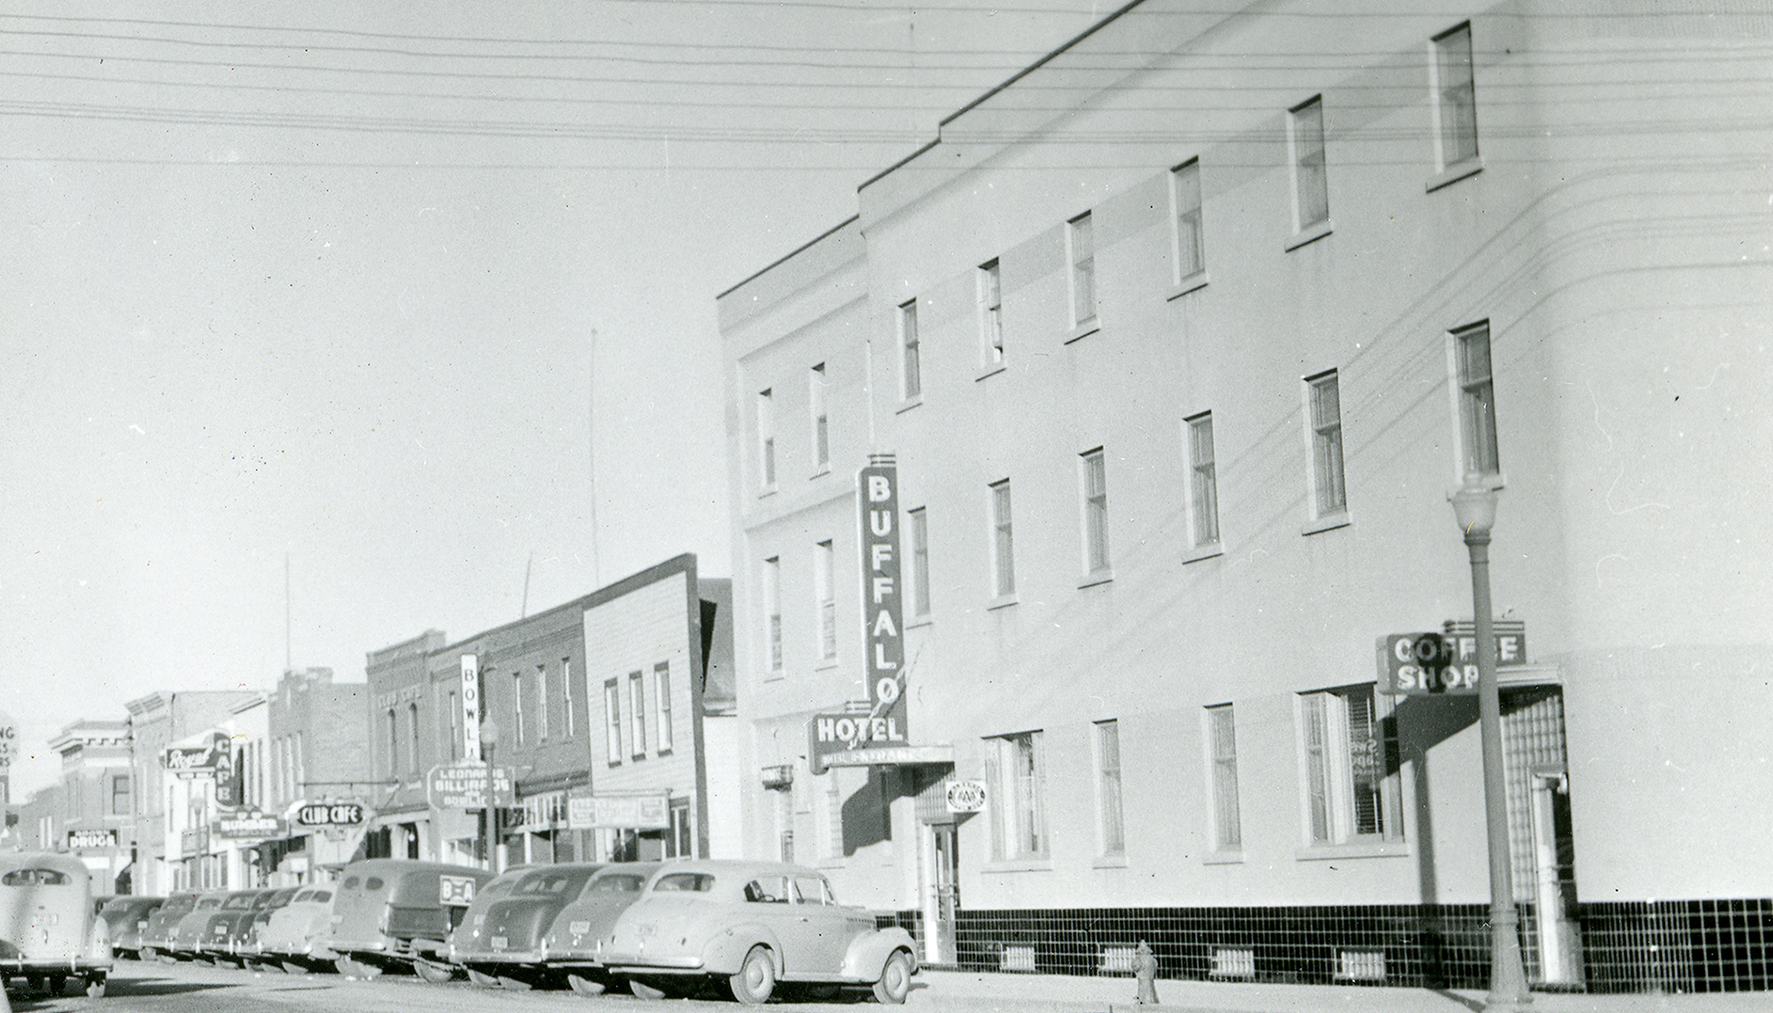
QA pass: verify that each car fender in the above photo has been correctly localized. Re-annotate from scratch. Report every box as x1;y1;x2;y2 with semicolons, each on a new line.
841;927;916;981
701;923;784;975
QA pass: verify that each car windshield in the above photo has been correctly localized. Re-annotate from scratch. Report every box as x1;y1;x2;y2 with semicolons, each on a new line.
224;895;254;909
516;872;578;895
1;868;71;886
652;873;715;893
198;897;223;909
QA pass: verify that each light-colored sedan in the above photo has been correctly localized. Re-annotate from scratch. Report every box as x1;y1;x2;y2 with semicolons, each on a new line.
602;860;916;1004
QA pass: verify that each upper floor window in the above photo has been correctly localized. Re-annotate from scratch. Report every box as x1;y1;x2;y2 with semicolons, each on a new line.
978;259;1004;366
1453;321;1499;477
989;479;1016;599
1289;97;1329;232
1171;159;1205;283
1306;370;1347;520
908;506;930;619
512;670;526;746
655;661;674;752
1080;448;1111;576
1067;212;1097;330
814;539;836;660
111;774;130;817
757;388;776;492
536;665;550;740
629;670;647;758
603;679;622;764
562;659;575;738
763;556;783;672
407;702;421;776
899;299;921;399
446;689;462;760
1298;685;1401;845
1433;23;1479;169
1186;412;1221;550
1207;704;1242;851
809;363;829;472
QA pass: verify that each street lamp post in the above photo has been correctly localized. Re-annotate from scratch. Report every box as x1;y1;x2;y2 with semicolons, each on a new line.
1449;474;1532;1011
481;717;501;875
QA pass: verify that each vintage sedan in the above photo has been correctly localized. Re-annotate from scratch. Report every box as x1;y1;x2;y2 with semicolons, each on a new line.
602;860;916;1004
254;884;340;974
322;859;491;978
539;862;658;996
96;895;164;960
166;889;231;961
0;852;114;998
138;891;200;962
454;863;604;989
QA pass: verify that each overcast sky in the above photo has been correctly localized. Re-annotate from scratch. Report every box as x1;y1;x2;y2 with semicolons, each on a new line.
0;0;1109;795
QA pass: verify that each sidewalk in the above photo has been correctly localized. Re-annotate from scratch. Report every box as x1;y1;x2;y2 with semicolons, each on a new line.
914;969;1773;1013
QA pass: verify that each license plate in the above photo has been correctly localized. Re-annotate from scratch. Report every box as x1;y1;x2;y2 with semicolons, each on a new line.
491;936;507;949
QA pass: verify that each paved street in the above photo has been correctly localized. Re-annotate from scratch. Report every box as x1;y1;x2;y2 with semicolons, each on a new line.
8;959;1773;1013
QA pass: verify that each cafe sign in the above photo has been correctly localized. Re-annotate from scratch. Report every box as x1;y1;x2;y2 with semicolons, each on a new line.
1378;629;1528;695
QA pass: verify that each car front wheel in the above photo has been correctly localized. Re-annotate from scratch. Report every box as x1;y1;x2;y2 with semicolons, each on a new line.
728;945;776;1004
873;949;913;1004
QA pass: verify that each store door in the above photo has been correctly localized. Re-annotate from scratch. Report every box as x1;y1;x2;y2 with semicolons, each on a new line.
1530;767;1582;986
931;824;959;964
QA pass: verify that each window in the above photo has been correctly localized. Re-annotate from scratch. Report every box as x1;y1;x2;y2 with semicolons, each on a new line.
899;299;921;399
562;659;574;738
1172;159;1205;282
407;702;421;776
1186;412;1220;548
1433;23;1478;168
1307;371;1347;518
809;363;829;471
655;662;674;752
603;680;621;764
763;556;783;671
1289;97;1329;232
908;507;930;619
111;774;130;817
667;798;692;859
757;389;776;491
1095;720;1125;856
1207;704;1242;850
1454;321;1499;477
385;709;397;779
629;670;647;757
1067;212;1096;329
537;665;550;740
989;480;1016;598
978;259;1004;365
814;539;836;660
512;670;525;746
1299;685;1400;844
447;689;461;760
1080;448;1110;575
986;731;1047;860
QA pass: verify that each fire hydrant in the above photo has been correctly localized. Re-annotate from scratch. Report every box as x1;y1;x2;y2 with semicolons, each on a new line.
1134;940;1159;1005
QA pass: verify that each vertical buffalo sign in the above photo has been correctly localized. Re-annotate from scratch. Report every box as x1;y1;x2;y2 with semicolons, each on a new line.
806;456;910;774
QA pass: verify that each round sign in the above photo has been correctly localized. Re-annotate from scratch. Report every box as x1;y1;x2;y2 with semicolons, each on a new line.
945;779;986;813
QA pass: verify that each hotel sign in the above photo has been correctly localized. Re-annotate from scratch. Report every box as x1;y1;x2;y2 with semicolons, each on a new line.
808;457;909;774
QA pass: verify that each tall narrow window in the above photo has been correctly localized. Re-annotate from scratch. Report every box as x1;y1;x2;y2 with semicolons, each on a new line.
407;702;421;776
629;670;647;757
603;680;622;764
536;665;550;740
655;661;674;753
1433;23;1478;168
1081;448;1110;574
989;480;1016;598
385;710;398;780
447;689;461;761
1207;704;1242;850
562;659;575;738
978;259;1004;364
1290;97;1329;231
1095;720;1125;856
763;556;783;671
1307;371;1347;517
987;731;1047;859
111;774;130;817
1454;322;1499;477
1299;686;1399;844
814;539;836;660
1187;412;1220;548
512;670;526;746
908;507;930;619
757;389;776;491
1172;159;1205;282
1068;212;1096;328
899;299;921;399
809;363;829;471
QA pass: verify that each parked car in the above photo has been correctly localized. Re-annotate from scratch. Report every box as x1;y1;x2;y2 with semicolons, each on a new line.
539;862;659;995
451;863;604;990
166;890;230;961
198;889;279;965
321;859;492;978
601;860;916;1004
254;884;340;973
445;865;536;987
235;887;300;968
97;895;165;960
138;890;200;962
0;851;115;998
